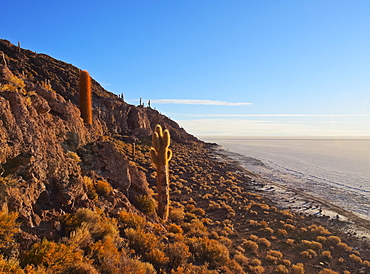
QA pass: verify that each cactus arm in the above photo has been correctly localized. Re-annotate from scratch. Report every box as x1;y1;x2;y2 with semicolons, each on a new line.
163;130;170;148
150;148;160;166
152;132;161;152
167;149;172;162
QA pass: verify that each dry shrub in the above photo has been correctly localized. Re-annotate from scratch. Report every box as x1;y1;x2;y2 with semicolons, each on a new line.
89;237;121;272
260;221;268;227
241;240;258;254
65;151;81;162
265;255;279;264
0;209;20;249
261;227;274;235
201;218;214;226
0;73;25;92
248;220;259;227
68;222;92;249
63;262;100;274
83;176;98;200
321;250;332;259
326;236;341;245
145;248;169;268
300;249;317;259
362;260;370;267
0;255;23;274
277;229;288;237
208;201;221;210
185;204;195;212
249;210;258;216
168;223;183;234
349;253;362;264
191;207;206;216
169;208;185;224
124;228;158;254
283;223;295;231
249;258;262;266
89;236;155;274
224;226;234;235
268;250;283;259
248;265;264;274
308;225;331;235
135;195;156;215
275;264;289;274
183;219;208;237
118;211;146;229
282;259;291;267
257;237;271;248
96;217;119;240
234;252;249;266
25;238;86;272
218;236;233;248
249;235;258;241
286;239;295;246
337;242;352;252
317;236;327;243
171;264;218;274
188;237;230;266
75;208;100;224
301;240;322;251
221;259;245;274
281;210;294;219
167;241;191;268
94;180;113;197
69;209;119;242
291;263;305;274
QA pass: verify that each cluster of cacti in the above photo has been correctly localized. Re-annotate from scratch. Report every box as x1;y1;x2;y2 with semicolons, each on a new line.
78;70;92;124
150;124;172;221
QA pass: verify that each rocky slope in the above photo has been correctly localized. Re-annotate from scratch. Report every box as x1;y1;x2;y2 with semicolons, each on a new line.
0;39;196;243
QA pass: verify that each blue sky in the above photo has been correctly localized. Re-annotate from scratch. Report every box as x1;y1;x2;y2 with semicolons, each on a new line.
3;1;370;136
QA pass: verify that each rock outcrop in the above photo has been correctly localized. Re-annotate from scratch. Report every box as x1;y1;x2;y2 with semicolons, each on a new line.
0;39;197;241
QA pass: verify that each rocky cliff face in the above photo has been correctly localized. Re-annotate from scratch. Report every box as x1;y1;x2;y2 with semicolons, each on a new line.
0;39;197;242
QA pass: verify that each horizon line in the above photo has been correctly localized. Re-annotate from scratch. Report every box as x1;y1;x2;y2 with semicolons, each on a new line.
171;113;370;117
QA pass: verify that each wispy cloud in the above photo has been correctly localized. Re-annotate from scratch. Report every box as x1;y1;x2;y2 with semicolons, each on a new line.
148;99;252;106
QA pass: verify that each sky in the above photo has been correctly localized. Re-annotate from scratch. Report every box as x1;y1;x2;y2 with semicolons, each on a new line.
3;1;370;136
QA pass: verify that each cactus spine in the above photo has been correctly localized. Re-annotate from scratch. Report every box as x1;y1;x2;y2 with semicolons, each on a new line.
150;125;172;221
78;70;92;124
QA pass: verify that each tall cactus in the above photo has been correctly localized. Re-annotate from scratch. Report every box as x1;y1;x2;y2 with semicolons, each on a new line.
150;125;172;221
78;70;92;124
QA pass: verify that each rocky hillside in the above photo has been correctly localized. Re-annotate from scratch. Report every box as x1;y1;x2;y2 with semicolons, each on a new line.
0;39;196;240
0;39;369;274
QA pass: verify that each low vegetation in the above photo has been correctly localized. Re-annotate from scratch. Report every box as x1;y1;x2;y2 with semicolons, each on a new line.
0;139;367;273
